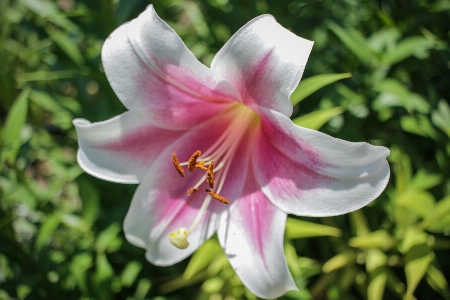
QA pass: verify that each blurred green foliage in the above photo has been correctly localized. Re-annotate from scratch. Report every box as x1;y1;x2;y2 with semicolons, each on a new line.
1;0;449;299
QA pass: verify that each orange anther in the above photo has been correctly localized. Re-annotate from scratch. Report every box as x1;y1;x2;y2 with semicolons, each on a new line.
172;153;185;177
207;161;215;188
188;150;202;172
195;161;208;171
206;189;229;204
187;187;199;195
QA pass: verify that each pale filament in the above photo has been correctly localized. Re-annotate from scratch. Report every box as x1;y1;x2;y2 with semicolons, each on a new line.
170;105;256;249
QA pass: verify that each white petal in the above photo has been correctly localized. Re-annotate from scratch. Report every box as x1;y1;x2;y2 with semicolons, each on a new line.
218;170;297;299
73;111;182;184
102;5;239;129
211;15;313;117
253;108;390;216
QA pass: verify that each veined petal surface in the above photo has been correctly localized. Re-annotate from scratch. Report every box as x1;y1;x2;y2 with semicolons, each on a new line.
211;15;313;117
218;169;297;299
73;111;182;184
102;5;239;130
254;108;390;216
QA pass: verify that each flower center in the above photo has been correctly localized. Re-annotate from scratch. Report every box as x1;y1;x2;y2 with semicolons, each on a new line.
169;104;259;249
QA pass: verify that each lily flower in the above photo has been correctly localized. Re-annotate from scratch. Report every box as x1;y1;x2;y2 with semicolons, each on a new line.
73;5;390;298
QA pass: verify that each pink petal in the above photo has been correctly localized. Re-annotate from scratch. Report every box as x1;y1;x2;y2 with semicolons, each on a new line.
253;108;390;216
102;5;240;130
218;168;297;298
73;111;182;184
211;15;313;117
124;115;251;266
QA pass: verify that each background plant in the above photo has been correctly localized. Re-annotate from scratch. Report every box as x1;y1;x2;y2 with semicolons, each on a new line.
1;0;449;299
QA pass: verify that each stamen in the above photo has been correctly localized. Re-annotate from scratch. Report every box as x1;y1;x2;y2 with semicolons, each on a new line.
187;187;199;195
188;150;201;172
172;153;185;177
207;161;215;188
195;161;208;171
206;189;230;204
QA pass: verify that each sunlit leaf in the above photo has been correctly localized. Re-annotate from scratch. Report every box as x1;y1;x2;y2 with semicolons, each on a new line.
292;107;344;130
322;253;354;273
202;277;224;293
183;238;222;280
348;230;395;250
368;271;387;300
285;218;341;239
366;249;387;273
291;73;351;105
405;243;433;297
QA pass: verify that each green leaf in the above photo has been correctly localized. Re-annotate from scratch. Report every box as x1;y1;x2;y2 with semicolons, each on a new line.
78;178;100;224
382;36;433;65
95;223;122;253
368;271;387;300
1;88;30;165
432;100;450;138
16;70;81;82
134;278;152;300
95;253;115;282
427;264;449;293
202;277;224;293
29;90;64;113
285;218;341;239
409;169;442;191
400;115;438;139
35;213;61;251
46;27;84;65
327;21;374;64
366;249;387;273
121;261;142;288
397;191;435;222
70;253;93;292
291;73;351;106
183;238;222;280
405;243;433;297
373;79;430;114
292;107;344;130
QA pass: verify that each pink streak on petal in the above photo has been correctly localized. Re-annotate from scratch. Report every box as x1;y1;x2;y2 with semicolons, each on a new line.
236;169;278;270
162;64;239;103
99;124;182;162
135;70;234;129
237;49;280;110
254;115;335;203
